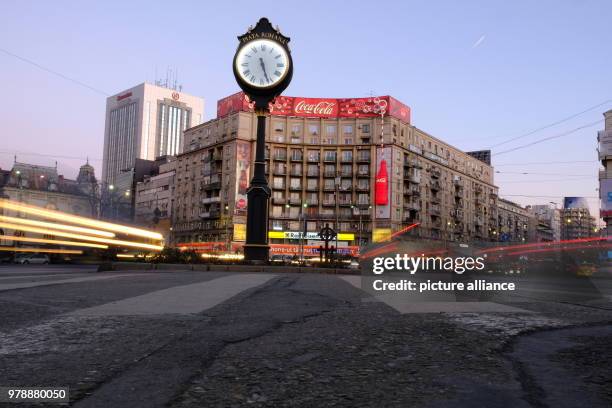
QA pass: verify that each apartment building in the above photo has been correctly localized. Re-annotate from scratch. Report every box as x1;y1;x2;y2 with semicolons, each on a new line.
169;92;499;249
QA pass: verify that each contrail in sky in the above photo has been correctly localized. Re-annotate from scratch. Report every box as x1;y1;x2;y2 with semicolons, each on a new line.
472;34;486;48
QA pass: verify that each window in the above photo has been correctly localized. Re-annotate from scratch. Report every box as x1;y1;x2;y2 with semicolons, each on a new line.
361;124;370;133
344;137;353;145
343;125;353;134
274;122;285;132
341;150;353;162
308;124;319;135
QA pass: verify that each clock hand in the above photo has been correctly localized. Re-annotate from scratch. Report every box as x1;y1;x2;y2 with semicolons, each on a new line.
259;57;270;83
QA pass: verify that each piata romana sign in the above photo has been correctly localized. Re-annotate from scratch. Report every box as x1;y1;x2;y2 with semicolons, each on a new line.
217;91;411;123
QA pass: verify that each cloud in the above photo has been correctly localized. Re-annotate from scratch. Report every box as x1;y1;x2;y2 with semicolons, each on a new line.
472;34;486;49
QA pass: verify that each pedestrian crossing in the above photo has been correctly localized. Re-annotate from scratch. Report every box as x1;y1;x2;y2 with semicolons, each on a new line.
0;274;148;292
69;274;277;316
0;269;550;316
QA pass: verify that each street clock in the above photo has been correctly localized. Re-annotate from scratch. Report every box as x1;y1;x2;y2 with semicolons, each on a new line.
233;18;293;109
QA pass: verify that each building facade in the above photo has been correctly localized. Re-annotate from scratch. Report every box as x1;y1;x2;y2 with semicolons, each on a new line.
169;93;499;250
496;199;532;243
561;207;596;240
134;157;177;241
0;161;97;247
598;109;612;235
102;82;204;184
528;204;561;242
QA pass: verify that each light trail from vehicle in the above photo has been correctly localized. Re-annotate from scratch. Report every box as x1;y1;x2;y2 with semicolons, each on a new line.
0;247;83;254
0;215;115;238
0;221;163;251
0;235;108;249
0;199;163;240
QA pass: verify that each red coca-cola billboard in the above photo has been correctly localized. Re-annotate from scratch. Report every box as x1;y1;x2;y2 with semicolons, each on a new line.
217;92;411;123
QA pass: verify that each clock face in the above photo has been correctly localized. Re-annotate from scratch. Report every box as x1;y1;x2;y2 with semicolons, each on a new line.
235;39;290;89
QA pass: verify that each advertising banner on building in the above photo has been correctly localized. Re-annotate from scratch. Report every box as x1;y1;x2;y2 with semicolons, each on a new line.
235;140;251;215
233;223;246;241
600;179;612;217
375;146;392;219
564;197;589;209
216;92;411;123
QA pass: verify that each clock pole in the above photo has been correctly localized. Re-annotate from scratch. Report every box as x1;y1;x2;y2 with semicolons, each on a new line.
232;18;293;263
244;108;271;262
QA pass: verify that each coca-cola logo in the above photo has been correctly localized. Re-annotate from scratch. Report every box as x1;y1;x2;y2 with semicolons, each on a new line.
376;177;387;183
172;92;180;101
294;100;336;116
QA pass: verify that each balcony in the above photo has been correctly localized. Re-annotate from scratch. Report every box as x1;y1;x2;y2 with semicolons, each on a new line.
272;197;286;205
213;153;223;161
453;179;464;188
289;185;302;191
430;167;441;178
403;213;419;223
431;195;441;204
273;154;287;161
306;170;320;177
323;155;337;163
475;185;483;194
411;159;423;169
452;209;464;219
201;197;221;204
430;181;441;191
404;201;420;211
430;206;441;217
454;199;464;208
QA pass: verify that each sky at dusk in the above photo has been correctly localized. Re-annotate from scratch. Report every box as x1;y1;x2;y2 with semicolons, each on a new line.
1;0;611;215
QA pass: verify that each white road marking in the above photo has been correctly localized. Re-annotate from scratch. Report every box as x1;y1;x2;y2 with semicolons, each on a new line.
70;274;276;316
339;275;531;314
0;274;145;291
0;274;91;281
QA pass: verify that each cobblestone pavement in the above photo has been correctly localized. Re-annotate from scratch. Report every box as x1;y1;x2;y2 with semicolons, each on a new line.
0;265;610;407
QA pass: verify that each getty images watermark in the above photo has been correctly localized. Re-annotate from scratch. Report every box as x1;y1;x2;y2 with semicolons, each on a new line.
368;254;517;293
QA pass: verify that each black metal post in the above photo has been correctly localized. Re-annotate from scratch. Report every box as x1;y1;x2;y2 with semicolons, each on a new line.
244;110;271;262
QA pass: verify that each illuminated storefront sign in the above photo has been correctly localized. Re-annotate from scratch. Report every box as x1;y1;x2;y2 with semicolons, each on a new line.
268;231;355;241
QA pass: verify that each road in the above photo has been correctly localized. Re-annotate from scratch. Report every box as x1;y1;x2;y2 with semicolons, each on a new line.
0;265;611;407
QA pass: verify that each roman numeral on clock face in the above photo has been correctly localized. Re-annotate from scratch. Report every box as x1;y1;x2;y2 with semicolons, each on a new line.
274;70;281;77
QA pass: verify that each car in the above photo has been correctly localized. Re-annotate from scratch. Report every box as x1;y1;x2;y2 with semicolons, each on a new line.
15;254;50;264
348;259;360;270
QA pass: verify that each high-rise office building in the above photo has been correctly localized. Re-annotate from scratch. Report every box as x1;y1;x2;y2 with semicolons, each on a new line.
102;83;204;184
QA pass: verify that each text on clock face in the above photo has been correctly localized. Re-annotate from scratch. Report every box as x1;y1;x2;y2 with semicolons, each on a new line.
236;39;288;87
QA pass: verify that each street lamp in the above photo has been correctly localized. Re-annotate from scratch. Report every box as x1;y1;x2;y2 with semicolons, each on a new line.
224;204;230;251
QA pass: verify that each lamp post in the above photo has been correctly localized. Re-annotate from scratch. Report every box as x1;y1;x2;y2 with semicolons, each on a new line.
334;174;341;261
224;204;230;251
